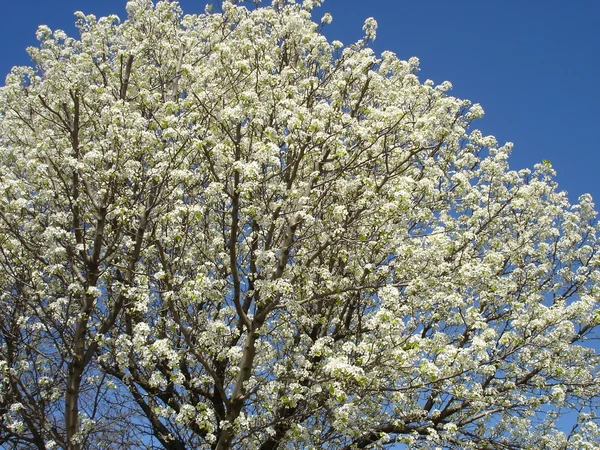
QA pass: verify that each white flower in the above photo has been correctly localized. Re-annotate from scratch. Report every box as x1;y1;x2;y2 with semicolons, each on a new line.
321;13;332;25
10;403;24;412
466;103;485;120
148;372;167;389
362;17;378;40
35;25;52;41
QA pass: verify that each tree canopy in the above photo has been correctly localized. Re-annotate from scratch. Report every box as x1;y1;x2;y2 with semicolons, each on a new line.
1;0;600;448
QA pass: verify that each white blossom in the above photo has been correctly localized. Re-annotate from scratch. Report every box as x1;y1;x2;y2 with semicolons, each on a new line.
0;1;599;448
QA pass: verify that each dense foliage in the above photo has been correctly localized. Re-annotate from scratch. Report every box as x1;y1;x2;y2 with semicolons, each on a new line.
1;0;600;448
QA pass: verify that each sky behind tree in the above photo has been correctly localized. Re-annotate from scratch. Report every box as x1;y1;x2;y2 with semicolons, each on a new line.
1;0;598;205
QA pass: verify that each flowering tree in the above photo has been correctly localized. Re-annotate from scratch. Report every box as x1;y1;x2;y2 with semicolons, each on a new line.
1;0;600;449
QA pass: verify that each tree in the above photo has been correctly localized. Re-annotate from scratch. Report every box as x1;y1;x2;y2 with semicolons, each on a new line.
1;0;600;448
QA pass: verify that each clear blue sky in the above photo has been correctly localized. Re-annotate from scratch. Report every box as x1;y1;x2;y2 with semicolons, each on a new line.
1;1;598;204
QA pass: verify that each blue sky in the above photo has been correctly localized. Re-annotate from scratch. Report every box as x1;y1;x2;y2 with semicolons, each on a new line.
1;0;598;205
315;1;600;205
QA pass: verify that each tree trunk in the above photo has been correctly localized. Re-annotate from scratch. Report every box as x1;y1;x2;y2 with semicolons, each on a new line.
65;358;84;450
65;313;89;450
215;321;262;450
